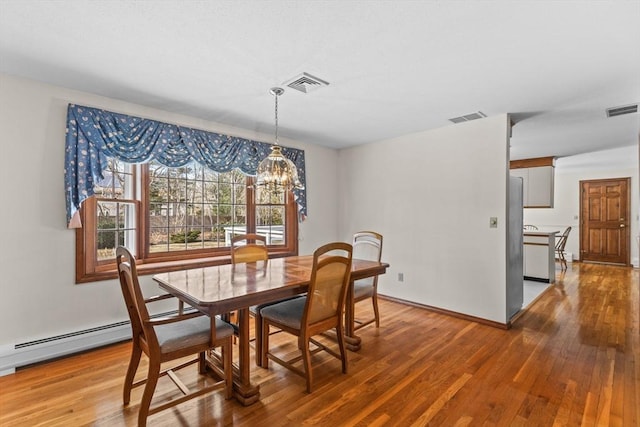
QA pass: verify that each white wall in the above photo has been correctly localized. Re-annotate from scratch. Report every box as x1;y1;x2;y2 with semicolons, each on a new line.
5;69;630;370
338;114;512;324
523;145;639;266
0;73;339;351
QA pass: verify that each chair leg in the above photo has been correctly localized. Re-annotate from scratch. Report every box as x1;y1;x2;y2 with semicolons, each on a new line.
558;251;567;271
198;351;206;374
261;321;270;368
254;311;263;367
301;337;313;393
336;324;348;374
372;293;380;328
138;359;161;427
223;338;233;399
123;342;142;404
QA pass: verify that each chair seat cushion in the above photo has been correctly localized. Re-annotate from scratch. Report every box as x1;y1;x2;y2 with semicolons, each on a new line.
155;316;234;354
249;295;305;315
259;297;307;330
354;280;374;299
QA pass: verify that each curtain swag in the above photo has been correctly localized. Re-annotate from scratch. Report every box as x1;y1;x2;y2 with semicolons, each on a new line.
64;104;307;228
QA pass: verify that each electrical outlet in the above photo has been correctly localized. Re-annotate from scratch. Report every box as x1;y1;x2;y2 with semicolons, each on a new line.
398;272;404;282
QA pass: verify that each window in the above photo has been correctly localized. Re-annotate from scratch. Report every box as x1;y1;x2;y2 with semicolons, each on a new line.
76;158;298;283
93;159;137;262
145;161;247;255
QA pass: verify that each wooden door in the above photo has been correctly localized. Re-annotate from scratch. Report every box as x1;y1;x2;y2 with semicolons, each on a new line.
580;178;630;265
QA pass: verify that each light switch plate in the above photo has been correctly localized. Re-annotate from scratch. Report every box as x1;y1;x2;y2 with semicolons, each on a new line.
490;217;498;228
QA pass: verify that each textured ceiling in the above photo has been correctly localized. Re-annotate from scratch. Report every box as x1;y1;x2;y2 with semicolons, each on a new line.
0;0;638;160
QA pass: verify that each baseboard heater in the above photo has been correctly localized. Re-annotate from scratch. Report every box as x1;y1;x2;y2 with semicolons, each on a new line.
0;309;189;377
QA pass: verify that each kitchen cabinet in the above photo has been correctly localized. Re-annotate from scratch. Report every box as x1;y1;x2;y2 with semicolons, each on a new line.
523;231;559;283
510;157;555;208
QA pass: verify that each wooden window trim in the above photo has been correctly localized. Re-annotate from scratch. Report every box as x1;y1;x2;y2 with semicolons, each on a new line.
75;168;298;284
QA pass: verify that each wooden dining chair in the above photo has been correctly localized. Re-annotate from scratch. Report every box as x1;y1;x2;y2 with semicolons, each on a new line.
116;247;234;427
260;242;353;393
352;231;384;330
555;226;572;271
228;233;304;365
231;233;269;264
227;233;269;332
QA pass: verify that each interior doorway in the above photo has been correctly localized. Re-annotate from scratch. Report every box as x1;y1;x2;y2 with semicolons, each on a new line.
579;177;630;265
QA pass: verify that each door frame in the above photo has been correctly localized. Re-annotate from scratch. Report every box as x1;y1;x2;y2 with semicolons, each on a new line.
579;177;631;266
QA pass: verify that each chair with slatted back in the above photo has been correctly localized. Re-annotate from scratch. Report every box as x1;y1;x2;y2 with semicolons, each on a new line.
116;247;233;427
260;242;353;393
352;231;383;330
555;226;572;271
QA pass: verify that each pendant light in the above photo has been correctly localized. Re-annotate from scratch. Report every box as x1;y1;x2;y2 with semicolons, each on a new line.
256;87;304;195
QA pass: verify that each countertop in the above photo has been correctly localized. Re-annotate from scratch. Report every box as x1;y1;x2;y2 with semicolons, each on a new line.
524;230;559;237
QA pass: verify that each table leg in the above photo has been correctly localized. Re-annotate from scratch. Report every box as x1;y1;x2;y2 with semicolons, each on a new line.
204;310;260;405
232;308;260;405
344;280;362;352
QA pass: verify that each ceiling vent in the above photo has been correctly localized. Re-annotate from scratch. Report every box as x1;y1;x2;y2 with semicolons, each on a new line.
448;111;487;124
283;72;329;93
606;103;638;117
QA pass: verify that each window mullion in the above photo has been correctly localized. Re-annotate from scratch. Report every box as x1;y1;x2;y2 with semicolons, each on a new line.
76;159;298;283
246;176;256;234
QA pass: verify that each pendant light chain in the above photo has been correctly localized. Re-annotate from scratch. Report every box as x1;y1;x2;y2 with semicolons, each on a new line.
274;91;279;145
256;87;304;193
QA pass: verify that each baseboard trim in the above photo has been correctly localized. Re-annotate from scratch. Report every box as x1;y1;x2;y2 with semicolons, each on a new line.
378;294;509;330
524;276;551;283
0;309;191;377
0;323;131;376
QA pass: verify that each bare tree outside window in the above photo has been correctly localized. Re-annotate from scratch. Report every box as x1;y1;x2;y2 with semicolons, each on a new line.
80;156;297;283
147;160;248;253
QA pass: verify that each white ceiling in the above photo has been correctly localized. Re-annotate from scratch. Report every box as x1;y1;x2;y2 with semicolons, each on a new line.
0;0;639;160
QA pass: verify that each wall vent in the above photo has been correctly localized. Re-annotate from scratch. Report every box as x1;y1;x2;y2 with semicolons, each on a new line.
283;72;329;93
606;104;638;117
449;111;487;124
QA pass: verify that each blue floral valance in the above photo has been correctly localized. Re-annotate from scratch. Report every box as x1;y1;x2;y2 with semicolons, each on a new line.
64;104;307;227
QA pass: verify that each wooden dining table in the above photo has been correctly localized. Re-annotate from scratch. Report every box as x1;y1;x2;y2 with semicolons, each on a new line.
152;255;389;405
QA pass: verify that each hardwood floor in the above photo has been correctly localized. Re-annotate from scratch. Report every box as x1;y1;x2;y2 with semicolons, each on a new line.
0;263;637;426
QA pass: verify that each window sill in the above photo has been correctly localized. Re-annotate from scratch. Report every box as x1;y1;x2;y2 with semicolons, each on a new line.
76;249;297;284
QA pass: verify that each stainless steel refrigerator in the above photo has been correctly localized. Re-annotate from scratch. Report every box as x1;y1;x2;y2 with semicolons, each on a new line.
506;175;524;320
